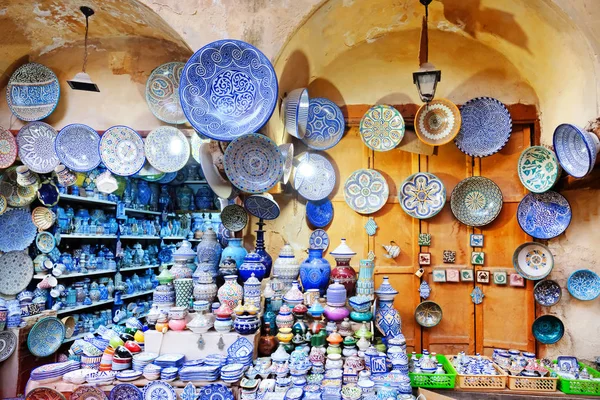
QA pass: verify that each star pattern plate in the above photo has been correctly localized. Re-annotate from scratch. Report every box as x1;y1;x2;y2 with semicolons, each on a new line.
306;198;334;228
145;126;190;173
100;126;145;176
244;194;280;220
0;126;17;168
27;316;65;357
343;169;389;214
55;124;101;172
567;269;600;301
145;61;187;124
293;152;336;201
359;104;405;151
512;242;554;280
6;62;60;122
17;122;60;173
0;208;37;252
302;97;344;150
0;330;17;362
450;176;503;227
517;191;571;239
221;204;248;231
414;98;461;146
399;172;446;219
309;229;329;251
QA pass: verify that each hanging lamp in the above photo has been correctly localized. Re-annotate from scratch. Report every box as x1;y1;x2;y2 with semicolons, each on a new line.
413;0;441;103
67;6;100;92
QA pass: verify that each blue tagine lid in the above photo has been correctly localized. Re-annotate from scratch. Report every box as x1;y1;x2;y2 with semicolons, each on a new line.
375;276;398;301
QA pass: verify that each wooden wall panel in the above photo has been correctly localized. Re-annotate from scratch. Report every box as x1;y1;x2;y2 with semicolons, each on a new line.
323;200;369;266
326;126;369;202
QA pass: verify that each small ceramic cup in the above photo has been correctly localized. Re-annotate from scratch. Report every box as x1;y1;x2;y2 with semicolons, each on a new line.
54;165;77;187
16;165;38;187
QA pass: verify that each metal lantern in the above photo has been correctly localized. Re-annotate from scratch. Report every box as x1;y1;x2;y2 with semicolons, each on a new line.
413;63;441;103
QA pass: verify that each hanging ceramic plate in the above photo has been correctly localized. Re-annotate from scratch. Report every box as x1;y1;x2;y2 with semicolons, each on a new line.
359;104;405;152
221;204;248;231
302;97;345;150
200;143;235;199
17;122;60;173
517;191;571;239
0;330;17;362
455;97;512;157
343;169;389;214
110;384;142;400
414;98;461;146
70;384;107;400
309;229;329;251
0;166;39;207
198;384;234;400
567;269;600;301
450;176;502;227
36;231;56;253
512;242;554;280
0;251;32;296
145;61;186;124
143;380;177;400
157;172;178;184
223;133;283;193
145;126;190;172
191;132;209;165
32;206;55;230
180;40;278;141
306;198;334;228
0;209;37;252
517;146;560;193
99;126;145;176
244;194;280;220
532;315;564;344
414;300;443;327
533;280;561;307
280;143;294;184
553;123;599;178
55;124;101;172
26;387;66;400
0;126;17;168
293;152;336;201
399;172;446;219
6;62;60;122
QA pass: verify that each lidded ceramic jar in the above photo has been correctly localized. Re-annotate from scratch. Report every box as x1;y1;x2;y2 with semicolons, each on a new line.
217;275;243;310
243;273;262;309
220;238;247;271
196;227;222;277
273;244;300;290
218;256;237;278
374;276;401;338
330;239;358;297
157;268;174;285
171;240;195;279
283;280;304;306
239;252;266;282
276;304;294;329
233;314;261;335
193;270;217;303
326;280;347;306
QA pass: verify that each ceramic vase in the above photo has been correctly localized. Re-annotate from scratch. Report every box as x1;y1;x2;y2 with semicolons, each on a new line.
258;322;278;357
254;224;272;277
356;259;375;299
174;278;193;308
300;248;331;296
276;304;294;329
214;317;232;333
239;252;266;282
273;244;300;291
195;184;214;210
137;180;151;207
330;239;357;296
220;238;247;271
217;275;243;310
233;315;261;335
177;185;193;211
374;276;402;338
196;227;222;277
193;271;217;303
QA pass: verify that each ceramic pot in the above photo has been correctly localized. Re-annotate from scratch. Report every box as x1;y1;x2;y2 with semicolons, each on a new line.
214;317;232;333
195;184;215;210
239;252;266;282
327;280;347;307
233;314;261;335
220;238;247;271
217;275;243;310
219;256;238;278
299;248;331;296
137;180;151;207
330;239;357;296
193;271;217;303
243;273;262;309
276;304;294;329
356;260;375;299
283;280;304;306
375;277;401;338
273;244;300;291
177;185;193;211
196;227;222;276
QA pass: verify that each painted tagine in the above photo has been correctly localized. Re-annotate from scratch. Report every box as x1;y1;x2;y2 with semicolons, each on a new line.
374;276;402;338
330;238;358;296
300;248;331;296
273;244;300;291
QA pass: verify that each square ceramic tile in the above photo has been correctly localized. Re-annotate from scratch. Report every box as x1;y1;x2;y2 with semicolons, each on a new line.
476;270;490;283
493;271;508;285
471;251;485;265
470;234;484;247
446;269;460;282
419;252;431;266
509;273;525;287
432;269;446;282
418;233;431;246
443;250;456;264
461;269;474;281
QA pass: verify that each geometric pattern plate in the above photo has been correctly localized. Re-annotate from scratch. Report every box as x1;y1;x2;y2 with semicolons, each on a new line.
17;122;60;174
99;126;145;176
142;380;177;400
293;152;336;201
398;172;446;219
145;126;190;173
0;126;18;169
0;250;33;296
302;97;344;151
450;176;503;227
27;316;65;358
145;61;187;125
359;104;405;151
110;383;143;400
244;194;280;220
55;124;101;172
414;98;461;146
517;191;571;240
0;208;37;252
309;229;329;251
343;169;389;214
71;385;107;400
26;387;66;400
512;242;554;281
198;383;234;400
221;204;248;231
6;62;60;122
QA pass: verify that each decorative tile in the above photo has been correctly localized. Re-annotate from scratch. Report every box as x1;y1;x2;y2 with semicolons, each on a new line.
471;286;484;304
471;251;485;265
365;217;378;236
476;270;490;284
470;234;484;247
493;271;507;285
509;273;525;287
367;250;376;261
446;269;460;282
432;269;446;282
418;281;431;299
418;233;431;246
443;250;456;264
461;269;474;282
418;252;431;266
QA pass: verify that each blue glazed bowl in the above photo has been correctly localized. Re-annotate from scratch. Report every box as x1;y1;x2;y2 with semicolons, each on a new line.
553;123;599;178
567;269;600;301
532;315;564;344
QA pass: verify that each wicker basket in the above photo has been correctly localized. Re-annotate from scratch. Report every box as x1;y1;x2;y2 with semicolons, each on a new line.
449;355;508;390
408;354;456;389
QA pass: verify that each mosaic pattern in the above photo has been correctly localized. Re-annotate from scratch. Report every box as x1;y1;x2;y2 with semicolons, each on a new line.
55;124;101;172
293;152;336;201
6;62;60;121
99;126;145;176
17;122;60;173
359;104;405;151
27;316;65;357
443;250;456;263
303;97;344;150
399;172;446;219
553;123;598;178
71;385;106;400
0;331;17;363
344;169;389;214
198;384;234;400
0;209;37;253
306;198;334;228
415;98;461;146
309;229;329;251
567;269;600;301
180;40;278;141
110;383;143;400
145;126;190;173
0;127;17;168
517;191;571;239
364;217;378;236
451;176;503;227
533;279;561;306
145;61;186;124
143;381;177;400
455;97;512;157
221;204;248;231
518;146;560;193
418;233;431;246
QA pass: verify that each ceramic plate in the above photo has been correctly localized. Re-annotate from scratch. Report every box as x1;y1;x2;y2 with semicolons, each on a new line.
7;62;60;121
309;229;329;251
0;250;33;295
244;194;280;220
223;134;283;193
145;61;186;124
306;198;334;228
0;208;37;252
71;385;107;400
145;126;190;172
517;191;571;239
36;231;56;253
180;40;278;141
157;172;177;184
450;176;503;227
283;88;309;139
455;97;512;157
359;104;405;151
228;337;253;357
0;330;17;362
517;146;560;193
414;98;461;146
191;132;209;165
399;172;446;219
567;269;600;301
532;315;564;344
512;242;554;280
27;316;65;357
99;126;145;176
414;300;443;327
221;204;248;231
553;123;599;178
55;124;101;172
143;380;177;400
181;382;196;400
344;169;389;214
293;152;336;201
280;143;294;184
0;195;6;215
26;387;66;400
0;167;39;207
17;122;60;173
533;280;561;307
0;126;18;168
110;383;143;400
302;97;344;150
198;383;234;400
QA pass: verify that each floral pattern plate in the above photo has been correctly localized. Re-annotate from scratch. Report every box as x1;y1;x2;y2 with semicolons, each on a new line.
180;40;278;141
142;380;177;400
414;98;461;146
359;104;405;151
455;97;512;157
221;204;248;231
36;231;56;253
450;176;503;227
145;126;190;173
399;172;446;219
553;123;599;178
26;387;66;400
99;126;145;176
344;169;389;214
0;208;37;252
198;383;234;400
533;280;561;307
55;124;101;172
110;383;142;400
17;122;60;173
244;194;280;220
309;229;329;251
0;126;17;168
293;152;336;201
27;316;65;357
517;191;571;239
71;385;107;400
512;242;554;280
567;269;600;301
517;146;560;193
0;250;33;295
223;133;283;193
302;98;344;150
7;62;60;122
306;198;334;228
145;61;186;124
0;330;17;362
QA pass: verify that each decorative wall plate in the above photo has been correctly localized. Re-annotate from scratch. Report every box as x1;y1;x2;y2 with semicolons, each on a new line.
145;61;186;124
55;124;101;172
71;385;107;400
293;152;336;201
302;97;344;150
0;209;37;252
553;123;599;178
27;316;65;357
180;40;278;141
306;198;334;228
532;315;564;344
0;250;33;295
533;280;561;307
26;387;66;400
145;126;190;173
37;180;60;207
36;231;56;253
399;172;446;219
283;88;309;139
0;126;17;168
7;62;60;122
199;143;234;199
414;300;443;327
244;194;280;220
455;97;512;157
414;98;461;146
512;242;554;280
221;204;248;231
143;380;177;400
0;167;39;207
198;383;234;400
517;191;571;239
191;132;209;165
0;330;17;362
99;126;145;176
110;384;142;400
517;146;560;193
280;143;294;184
450;176;503;227
17;122;60;173
567;269;600;301
309;229;329;251
359;104;405;151
343;169;389;214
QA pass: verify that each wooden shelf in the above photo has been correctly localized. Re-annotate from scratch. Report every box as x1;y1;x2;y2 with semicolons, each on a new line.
61;234;117;239
59;194;116;206
56;290;154;316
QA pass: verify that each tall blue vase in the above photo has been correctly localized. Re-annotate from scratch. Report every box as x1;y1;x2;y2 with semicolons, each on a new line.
255;222;272;277
299;248;331;296
374;276;402;338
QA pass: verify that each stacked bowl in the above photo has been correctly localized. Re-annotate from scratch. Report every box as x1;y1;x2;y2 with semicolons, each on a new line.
161;367;179;382
221;363;245;383
143;364;162;381
133;352;158;371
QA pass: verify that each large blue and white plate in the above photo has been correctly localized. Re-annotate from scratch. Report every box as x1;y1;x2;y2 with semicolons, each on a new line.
55;124;101;172
309;229;329;251
302;98;344;150
0;250;33;296
399;172;446;219
244;194;280;220
553;123;599;178
179;40;278;141
567;269;600;301
0;209;37;253
450;176;502;227
223;133;283;193
455;97;512;157
293;152;336;201
142;381;176;400
27;316;65;357
512;242;554;280
110;383;143;400
146;61;186;124
344;169;389;214
145;126;190;173
359;104;405;152
6;62;60;122
306;199;333;228
198;383;234;400
17;122;60;174
517;191;571;239
99;126;145;176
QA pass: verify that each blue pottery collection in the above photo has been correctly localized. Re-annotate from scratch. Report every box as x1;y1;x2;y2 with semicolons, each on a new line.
221;238;248;270
299;248;331;296
136;180;151;207
195;184;215;210
196;227;222;275
239;252;267;282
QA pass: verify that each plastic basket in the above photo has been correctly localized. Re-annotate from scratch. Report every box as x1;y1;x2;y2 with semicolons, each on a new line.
507;373;558;392
554;361;600;396
408;354;456;389
449;355;508;390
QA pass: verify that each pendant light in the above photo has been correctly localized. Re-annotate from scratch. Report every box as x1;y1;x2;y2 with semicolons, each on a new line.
67;6;100;92
413;0;441;103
